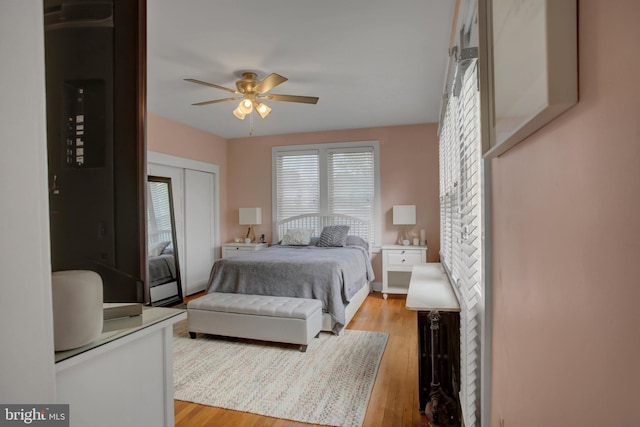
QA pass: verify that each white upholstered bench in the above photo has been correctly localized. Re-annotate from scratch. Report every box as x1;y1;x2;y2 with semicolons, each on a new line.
187;292;323;352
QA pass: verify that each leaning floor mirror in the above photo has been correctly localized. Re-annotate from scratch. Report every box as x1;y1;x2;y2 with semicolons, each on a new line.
147;176;183;306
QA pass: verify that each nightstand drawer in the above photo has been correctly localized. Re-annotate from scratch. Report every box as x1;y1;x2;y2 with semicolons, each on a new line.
387;251;423;266
221;242;268;259
226;246;252;252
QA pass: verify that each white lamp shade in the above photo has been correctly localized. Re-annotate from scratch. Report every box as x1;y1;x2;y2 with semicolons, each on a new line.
239;207;262;225
393;205;416;225
255;101;272;118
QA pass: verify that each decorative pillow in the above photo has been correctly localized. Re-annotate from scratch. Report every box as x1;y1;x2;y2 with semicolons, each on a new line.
281;228;314;246
346;235;369;252
149;241;170;257
316;225;350;247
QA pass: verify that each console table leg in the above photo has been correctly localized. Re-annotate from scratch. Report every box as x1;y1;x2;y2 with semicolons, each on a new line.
427;310;456;427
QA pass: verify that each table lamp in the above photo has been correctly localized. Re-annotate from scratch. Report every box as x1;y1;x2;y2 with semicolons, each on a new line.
239;207;262;242
393;205;416;245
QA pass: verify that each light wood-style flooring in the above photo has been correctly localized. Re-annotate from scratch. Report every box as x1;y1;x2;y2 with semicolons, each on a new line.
175;292;424;427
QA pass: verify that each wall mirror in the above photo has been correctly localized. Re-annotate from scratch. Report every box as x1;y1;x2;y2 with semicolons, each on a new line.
147;176;183;306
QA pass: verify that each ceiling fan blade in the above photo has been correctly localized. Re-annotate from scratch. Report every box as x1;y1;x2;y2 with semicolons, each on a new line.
192;97;241;106
254;73;288;94
184;78;238;94
263;94;319;104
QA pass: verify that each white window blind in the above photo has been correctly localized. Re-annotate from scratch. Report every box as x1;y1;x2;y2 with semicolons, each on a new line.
327;148;375;242
275;150;320;222
273;143;378;245
147;181;172;245
439;60;482;426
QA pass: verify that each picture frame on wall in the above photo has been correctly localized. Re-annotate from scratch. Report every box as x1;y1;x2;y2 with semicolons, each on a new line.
481;0;578;158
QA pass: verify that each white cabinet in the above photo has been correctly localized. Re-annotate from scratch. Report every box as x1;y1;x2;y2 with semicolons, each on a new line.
222;242;268;258
55;307;186;427
381;244;427;299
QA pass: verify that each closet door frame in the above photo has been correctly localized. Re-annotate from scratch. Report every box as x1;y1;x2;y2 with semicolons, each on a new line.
147;151;220;295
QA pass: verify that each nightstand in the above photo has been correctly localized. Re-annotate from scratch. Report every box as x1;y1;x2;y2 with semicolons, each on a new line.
221;242;268;258
381;244;428;299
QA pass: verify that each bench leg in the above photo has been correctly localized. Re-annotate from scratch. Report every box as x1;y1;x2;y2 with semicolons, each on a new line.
299;344;307;352
315;332;320;338
189;332;196;339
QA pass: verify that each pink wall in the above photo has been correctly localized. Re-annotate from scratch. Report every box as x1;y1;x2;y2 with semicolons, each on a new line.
226;124;440;279
146;114;440;279
146;112;229;241
490;1;640;425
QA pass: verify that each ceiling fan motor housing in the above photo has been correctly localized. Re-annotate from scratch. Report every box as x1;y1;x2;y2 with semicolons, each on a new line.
236;72;258;94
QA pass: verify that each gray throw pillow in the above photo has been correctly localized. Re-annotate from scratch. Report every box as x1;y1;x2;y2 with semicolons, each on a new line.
316;225;350;247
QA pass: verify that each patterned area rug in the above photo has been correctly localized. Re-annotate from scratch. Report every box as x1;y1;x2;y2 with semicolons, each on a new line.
173;320;388;427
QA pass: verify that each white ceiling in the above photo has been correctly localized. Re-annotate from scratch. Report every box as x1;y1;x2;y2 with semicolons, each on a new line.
147;0;456;139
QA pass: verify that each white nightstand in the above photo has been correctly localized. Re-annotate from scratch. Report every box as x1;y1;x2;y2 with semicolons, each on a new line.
381;244;428;299
221;242;268;258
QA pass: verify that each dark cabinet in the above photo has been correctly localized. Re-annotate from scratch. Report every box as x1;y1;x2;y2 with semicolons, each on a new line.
418;310;461;426
44;0;147;302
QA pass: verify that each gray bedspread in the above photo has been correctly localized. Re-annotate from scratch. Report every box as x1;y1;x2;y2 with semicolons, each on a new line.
206;244;375;333
148;254;176;287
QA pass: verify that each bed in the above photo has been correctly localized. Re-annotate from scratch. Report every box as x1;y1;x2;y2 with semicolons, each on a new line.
148;238;181;305
148;253;177;287
206;214;375;333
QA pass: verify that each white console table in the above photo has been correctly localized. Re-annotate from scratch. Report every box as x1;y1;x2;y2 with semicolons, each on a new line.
406;263;461;424
406;263;459;312
55;306;186;427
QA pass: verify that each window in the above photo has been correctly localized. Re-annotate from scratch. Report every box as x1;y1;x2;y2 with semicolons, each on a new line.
273;141;380;246
439;60;483;425
147;180;172;245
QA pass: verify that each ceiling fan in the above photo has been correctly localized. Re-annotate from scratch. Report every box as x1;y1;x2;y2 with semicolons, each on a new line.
184;72;319;120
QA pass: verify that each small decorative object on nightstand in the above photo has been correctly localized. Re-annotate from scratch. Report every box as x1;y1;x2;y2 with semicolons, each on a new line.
381;244;427;299
222;242;268;259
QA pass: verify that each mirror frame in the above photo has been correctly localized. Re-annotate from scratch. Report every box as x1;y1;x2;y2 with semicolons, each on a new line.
147;175;183;307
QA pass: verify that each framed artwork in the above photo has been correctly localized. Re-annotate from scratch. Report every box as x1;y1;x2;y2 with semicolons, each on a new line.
482;0;578;158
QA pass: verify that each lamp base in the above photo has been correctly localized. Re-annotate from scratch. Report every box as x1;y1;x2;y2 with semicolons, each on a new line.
245;225;256;242
397;226;411;245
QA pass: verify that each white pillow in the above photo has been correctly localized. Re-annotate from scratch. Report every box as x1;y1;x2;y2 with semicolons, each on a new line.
281;228;313;246
149;241;170;257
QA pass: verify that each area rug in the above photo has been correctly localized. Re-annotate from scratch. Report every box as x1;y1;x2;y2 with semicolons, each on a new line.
172;320;388;427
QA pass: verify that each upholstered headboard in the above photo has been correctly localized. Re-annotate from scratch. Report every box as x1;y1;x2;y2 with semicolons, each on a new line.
276;214;372;246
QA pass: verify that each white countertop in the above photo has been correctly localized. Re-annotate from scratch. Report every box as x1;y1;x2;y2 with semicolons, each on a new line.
55;306;186;364
405;263;460;312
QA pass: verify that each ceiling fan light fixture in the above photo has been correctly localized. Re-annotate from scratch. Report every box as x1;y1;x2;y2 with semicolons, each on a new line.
232;105;246;120
237;98;253;116
255;101;272;118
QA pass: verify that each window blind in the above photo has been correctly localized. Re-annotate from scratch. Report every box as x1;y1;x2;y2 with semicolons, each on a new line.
327;147;375;242
275;150;320;222
148;182;172;244
439;60;482;426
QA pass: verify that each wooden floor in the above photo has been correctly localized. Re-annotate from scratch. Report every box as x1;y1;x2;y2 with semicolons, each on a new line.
174;292;424;427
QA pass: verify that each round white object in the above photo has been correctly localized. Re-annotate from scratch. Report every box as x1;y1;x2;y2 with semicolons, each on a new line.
52;270;104;351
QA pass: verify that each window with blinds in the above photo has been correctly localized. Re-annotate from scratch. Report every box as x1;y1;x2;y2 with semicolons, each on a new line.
147;181;172;245
275;151;320;220
273;142;379;246
439;59;483;426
